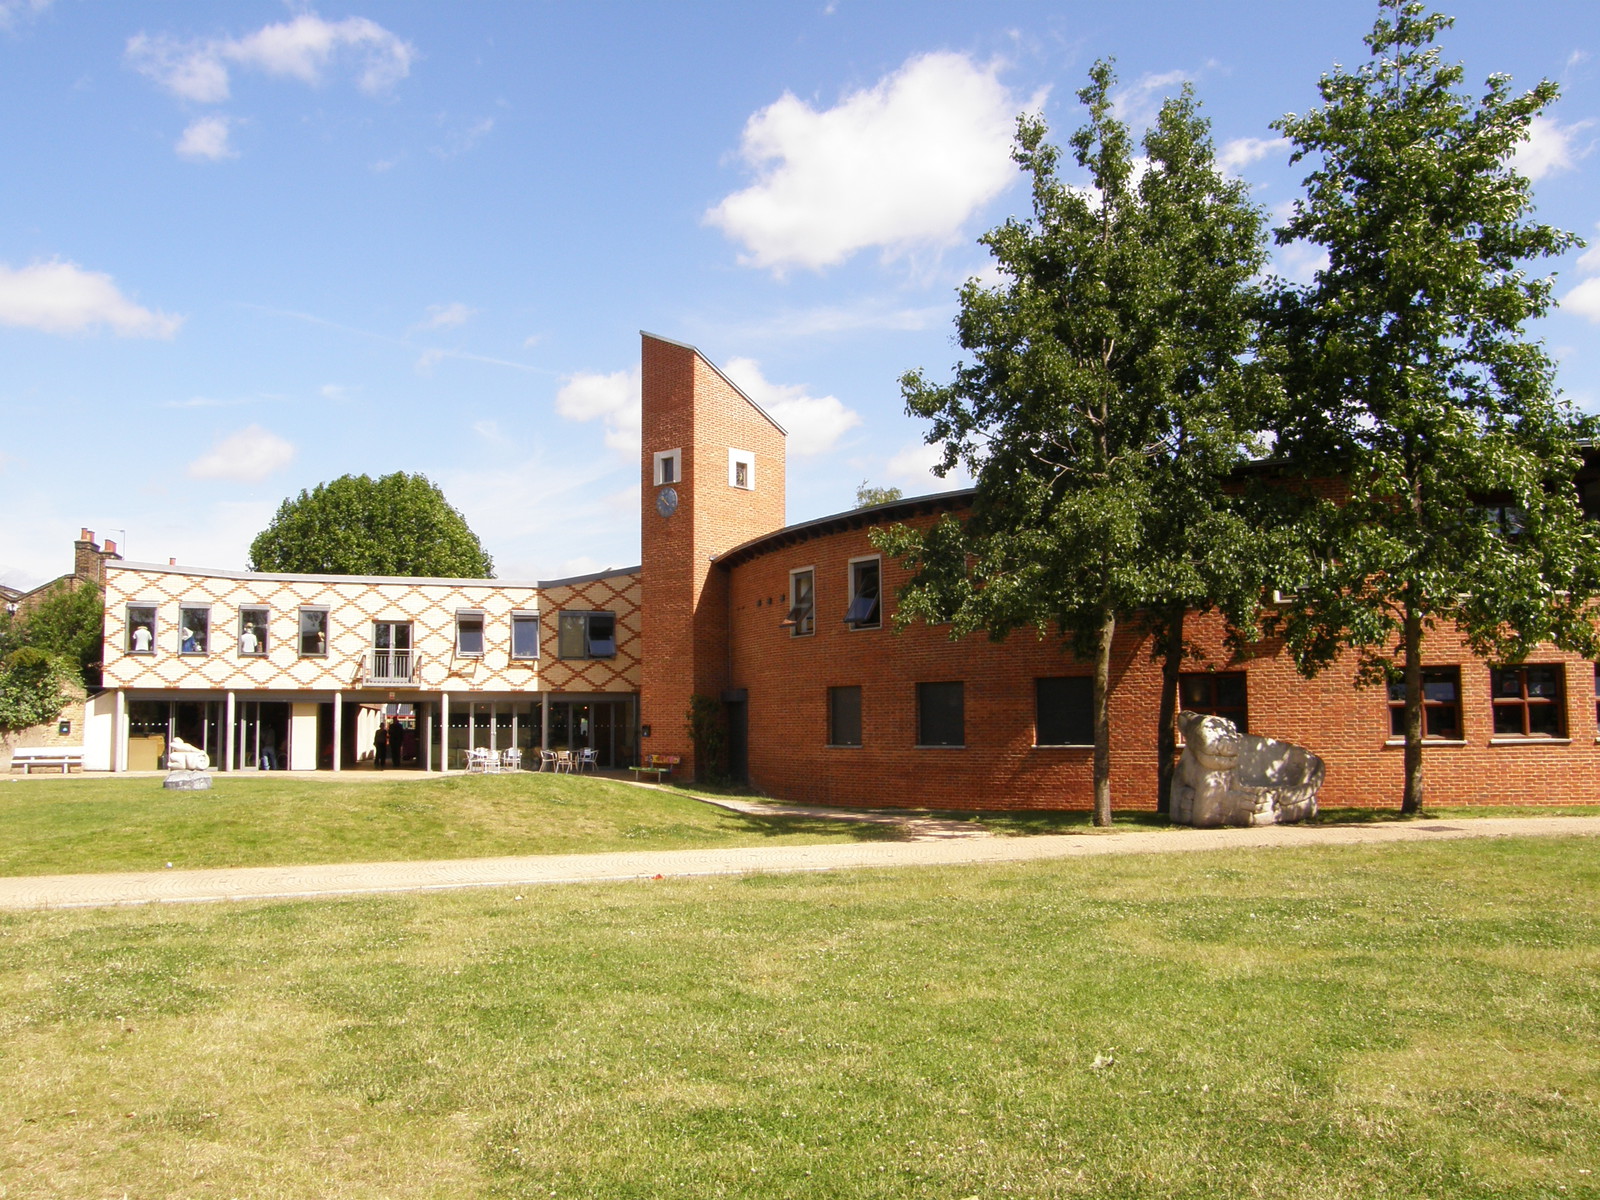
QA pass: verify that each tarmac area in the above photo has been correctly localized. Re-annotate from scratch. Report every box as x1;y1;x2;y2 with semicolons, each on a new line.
0;802;1594;910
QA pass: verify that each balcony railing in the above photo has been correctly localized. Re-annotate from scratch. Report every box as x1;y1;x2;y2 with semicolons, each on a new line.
364;649;420;686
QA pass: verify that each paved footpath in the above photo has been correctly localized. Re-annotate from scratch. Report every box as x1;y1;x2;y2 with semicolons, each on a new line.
1;815;1596;911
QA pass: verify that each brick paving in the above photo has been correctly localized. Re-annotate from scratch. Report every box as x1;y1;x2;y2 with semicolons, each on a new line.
0;814;1595;911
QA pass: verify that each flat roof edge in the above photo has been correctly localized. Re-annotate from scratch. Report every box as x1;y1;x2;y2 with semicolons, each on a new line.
107;561;541;588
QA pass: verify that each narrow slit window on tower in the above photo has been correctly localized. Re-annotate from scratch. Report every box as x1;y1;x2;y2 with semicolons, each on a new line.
728;447;755;490
654;448;682;486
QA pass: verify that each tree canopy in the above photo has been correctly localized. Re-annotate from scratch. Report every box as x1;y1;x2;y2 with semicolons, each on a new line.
249;473;495;578
1264;1;1600;813
874;64;1273;824
854;482;904;509
0;581;103;691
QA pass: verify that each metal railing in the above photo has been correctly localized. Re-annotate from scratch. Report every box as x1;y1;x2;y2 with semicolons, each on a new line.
364;649;420;686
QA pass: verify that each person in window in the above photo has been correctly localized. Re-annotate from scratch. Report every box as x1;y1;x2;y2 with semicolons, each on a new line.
131;623;153;653
373;719;389;770
239;623;259;655
181;625;198;653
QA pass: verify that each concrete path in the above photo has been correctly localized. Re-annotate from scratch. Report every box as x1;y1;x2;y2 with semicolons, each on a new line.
0;815;1595;911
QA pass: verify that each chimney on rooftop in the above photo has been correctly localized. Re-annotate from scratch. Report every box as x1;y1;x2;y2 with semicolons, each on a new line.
169;557;177;567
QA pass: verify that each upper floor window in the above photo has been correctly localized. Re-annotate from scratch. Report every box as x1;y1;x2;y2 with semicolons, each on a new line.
1491;664;1564;738
298;607;329;657
728;448;755;490
558;611;616;659
456;611;485;657
179;606;210;655
238;607;269;656
654;448;682;486
845;557;881;630
1036;677;1093;746
787;568;815;636
511;612;540;660
1387;666;1462;739
126;605;156;655
1179;672;1248;733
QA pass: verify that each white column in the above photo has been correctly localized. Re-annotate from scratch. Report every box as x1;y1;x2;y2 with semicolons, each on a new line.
440;692;450;773
511;706;519;761
541;696;550;751
224;691;236;772
490;702;499;752
332;691;343;772
113;689;126;773
423;702;433;772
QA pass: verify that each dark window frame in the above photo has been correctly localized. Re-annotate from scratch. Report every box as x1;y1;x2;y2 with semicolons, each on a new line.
1387;666;1463;739
238;606;270;657
1179;672;1249;733
511;611;540;660
557;610;617;660
828;685;862;747
126;604;157;655
298;607;330;658
178;604;211;656
787;567;815;637
1035;676;1094;746
1491;664;1566;738
456;610;486;658
916;680;965;748
845;557;881;630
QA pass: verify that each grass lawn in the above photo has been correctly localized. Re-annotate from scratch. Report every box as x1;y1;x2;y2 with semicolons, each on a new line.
1;836;1597;1198
0;774;899;877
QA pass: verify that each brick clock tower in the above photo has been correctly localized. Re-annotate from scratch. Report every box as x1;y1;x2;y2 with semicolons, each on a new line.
639;333;786;780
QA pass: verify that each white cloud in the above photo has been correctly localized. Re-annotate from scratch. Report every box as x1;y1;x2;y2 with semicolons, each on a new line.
0;259;183;338
127;13;414;104
719;357;862;456
417;301;476;330
319;383;351;401
1217;136;1290;175
1112;69;1193;130
1561;276;1600;323
186;425;296;483
1515;115;1595;181
0;0;51;32
886;439;971;492
706;51;1033;272
1271;241;1329;286
730;298;952;340
432;115;494;158
175;115;237;161
554;367;641;455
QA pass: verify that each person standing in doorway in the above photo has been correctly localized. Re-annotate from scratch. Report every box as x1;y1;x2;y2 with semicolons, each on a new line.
373;718;389;770
388;718;403;769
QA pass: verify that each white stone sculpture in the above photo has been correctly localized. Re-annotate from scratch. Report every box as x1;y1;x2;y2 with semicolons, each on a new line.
1170;711;1323;827
163;736;213;790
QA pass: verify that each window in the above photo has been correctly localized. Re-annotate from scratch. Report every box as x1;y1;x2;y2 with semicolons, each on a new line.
917;681;964;747
372;621;413;682
511;612;540;660
126;605;156;655
786;568;815;636
1491;665;1565;738
298;607;329;657
1387;667;1462;738
238;607;269;656
178;605;210;655
728;447;755;490
845;557;881;629
1179;672;1248;732
1036;677;1093;746
653;448;682;486
558;611;616;659
1480;504;1526;538
456;611;485;657
827;686;862;746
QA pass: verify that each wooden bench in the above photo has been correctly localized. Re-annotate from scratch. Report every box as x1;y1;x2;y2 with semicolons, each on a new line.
628;753;681;782
11;746;84;775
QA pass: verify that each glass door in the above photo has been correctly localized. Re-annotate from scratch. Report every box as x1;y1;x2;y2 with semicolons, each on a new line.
372;622;413;683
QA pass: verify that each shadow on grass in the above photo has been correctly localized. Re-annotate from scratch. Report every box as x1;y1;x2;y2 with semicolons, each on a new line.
717;813;909;842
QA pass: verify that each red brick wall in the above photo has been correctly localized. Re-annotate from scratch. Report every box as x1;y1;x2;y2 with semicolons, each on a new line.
639;334;786;776
728;512;1600;812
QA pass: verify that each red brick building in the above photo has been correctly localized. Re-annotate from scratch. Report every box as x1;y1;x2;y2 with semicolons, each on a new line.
637;333;1600;811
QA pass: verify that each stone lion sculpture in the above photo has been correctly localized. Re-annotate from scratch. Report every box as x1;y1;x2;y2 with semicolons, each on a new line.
1170;711;1323;827
166;736;211;772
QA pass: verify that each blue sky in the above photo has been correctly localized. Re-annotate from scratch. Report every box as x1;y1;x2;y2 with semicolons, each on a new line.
3;1;1597;587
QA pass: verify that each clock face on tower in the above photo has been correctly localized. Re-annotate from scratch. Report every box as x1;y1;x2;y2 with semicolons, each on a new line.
656;486;679;519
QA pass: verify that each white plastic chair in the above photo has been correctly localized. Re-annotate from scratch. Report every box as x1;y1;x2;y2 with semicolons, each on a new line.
501;747;522;772
578;748;598;773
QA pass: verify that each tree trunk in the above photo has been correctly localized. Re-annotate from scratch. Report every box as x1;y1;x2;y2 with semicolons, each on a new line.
1156;600;1185;815
1401;604;1424;815
1092;605;1116;827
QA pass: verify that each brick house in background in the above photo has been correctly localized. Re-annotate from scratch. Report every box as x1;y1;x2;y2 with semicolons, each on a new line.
63;332;1600;808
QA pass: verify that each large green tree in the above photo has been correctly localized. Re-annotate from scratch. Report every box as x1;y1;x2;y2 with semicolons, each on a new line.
874;65;1273;825
0;581;104;691
0;647;73;735
1264;2;1600;814
249;473;495;577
